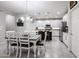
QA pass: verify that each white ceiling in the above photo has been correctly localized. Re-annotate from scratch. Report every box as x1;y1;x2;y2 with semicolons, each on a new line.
0;1;68;18
0;1;27;14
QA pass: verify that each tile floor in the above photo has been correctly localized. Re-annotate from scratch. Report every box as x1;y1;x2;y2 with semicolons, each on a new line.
44;37;75;58
0;37;75;58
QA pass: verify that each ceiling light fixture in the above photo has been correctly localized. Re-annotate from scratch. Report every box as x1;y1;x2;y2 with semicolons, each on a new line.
20;17;25;21
26;16;33;21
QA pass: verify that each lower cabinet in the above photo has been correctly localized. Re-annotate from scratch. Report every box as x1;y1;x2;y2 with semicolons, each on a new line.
46;31;52;41
38;31;52;41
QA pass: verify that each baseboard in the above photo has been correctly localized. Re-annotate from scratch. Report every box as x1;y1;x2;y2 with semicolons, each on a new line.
69;50;77;58
52;36;60;37
61;41;77;58
61;41;68;48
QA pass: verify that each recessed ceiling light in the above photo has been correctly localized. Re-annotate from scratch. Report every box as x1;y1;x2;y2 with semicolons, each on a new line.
26;16;33;21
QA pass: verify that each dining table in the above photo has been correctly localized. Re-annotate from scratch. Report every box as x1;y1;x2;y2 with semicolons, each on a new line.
6;31;41;57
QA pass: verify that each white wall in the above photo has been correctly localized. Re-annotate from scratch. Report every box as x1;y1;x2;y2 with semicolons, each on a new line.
71;3;79;57
25;20;35;31
63;14;70;48
0;12;6;27
6;14;15;31
0;12;6;56
0;12;6;41
34;20;62;29
6;14;35;32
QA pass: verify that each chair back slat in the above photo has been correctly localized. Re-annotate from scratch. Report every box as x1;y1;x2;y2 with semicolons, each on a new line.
18;32;30;45
6;32;18;42
6;32;18;46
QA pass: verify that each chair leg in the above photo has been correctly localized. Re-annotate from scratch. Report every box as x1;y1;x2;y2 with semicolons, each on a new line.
13;48;16;54
37;47;40;56
43;46;46;56
27;49;30;58
19;48;22;58
7;41;9;55
16;47;18;57
9;46;11;56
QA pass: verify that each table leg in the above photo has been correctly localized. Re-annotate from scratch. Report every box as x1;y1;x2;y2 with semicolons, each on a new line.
7;41;9;55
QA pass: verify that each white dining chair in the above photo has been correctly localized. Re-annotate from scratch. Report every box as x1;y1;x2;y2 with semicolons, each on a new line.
36;31;47;57
8;32;19;57
5;31;15;55
5;32;11;55
19;32;34;58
